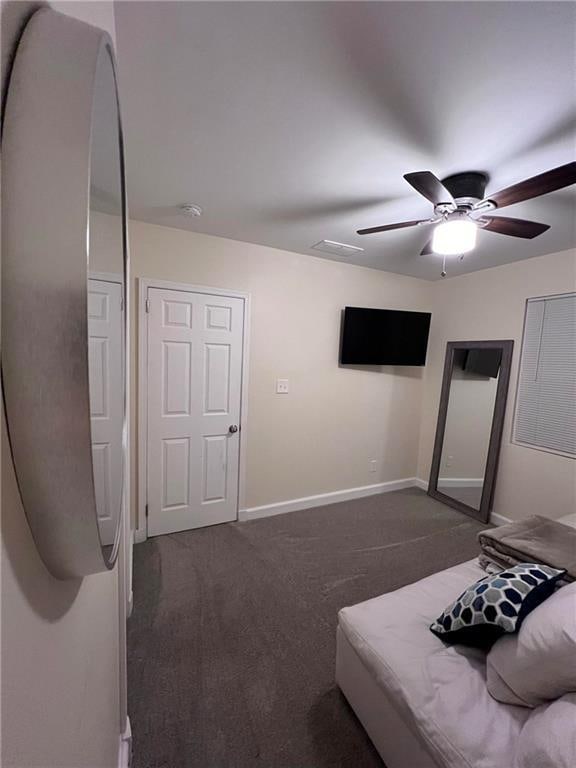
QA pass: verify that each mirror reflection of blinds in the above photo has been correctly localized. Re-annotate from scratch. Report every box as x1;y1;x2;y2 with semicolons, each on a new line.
514;294;576;456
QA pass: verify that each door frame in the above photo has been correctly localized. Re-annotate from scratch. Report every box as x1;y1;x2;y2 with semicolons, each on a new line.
136;277;251;542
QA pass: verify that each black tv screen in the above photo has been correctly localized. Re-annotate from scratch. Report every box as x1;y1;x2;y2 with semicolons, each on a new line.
340;307;431;366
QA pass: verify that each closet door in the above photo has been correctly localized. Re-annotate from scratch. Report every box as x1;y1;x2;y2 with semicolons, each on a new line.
146;287;245;536
88;277;124;545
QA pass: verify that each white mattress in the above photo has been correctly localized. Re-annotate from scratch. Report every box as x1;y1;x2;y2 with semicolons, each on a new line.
337;626;438;768
337;560;531;768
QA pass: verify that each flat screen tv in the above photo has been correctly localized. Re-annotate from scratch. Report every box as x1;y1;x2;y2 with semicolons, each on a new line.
340;307;431;366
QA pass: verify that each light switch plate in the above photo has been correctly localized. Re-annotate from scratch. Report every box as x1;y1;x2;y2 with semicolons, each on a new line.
276;378;289;394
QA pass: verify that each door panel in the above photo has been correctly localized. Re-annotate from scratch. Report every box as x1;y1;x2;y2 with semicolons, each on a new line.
147;287;244;536
163;341;192;415
162;438;190;509
88;337;108;417
204;344;230;413
92;443;112;521
206;304;231;330
203;435;228;502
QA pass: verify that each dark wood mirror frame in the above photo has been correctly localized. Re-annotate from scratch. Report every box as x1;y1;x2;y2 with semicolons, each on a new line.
428;340;514;523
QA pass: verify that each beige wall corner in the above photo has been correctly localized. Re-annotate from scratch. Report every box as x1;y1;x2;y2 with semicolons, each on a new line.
417;249;576;523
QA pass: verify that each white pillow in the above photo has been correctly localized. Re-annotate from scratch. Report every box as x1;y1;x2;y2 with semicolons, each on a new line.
486;581;576;707
513;693;576;768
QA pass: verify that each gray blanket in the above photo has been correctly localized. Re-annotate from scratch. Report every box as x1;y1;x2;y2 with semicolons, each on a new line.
478;515;576;582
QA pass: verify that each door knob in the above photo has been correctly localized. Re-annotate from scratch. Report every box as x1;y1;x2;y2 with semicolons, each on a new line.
228;424;239;434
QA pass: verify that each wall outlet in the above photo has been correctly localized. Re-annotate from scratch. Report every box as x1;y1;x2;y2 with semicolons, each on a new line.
445;454;453;468
276;378;289;394
369;459;377;473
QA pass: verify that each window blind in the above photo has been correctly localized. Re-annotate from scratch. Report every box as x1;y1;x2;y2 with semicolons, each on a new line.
514;294;576;456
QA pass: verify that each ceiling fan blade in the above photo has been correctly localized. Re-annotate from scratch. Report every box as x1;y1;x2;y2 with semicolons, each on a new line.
403;171;455;206
482;162;576;209
356;219;428;235
420;239;434;256
479;216;550;239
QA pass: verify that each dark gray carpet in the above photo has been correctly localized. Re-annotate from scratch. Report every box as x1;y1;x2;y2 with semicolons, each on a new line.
128;488;486;768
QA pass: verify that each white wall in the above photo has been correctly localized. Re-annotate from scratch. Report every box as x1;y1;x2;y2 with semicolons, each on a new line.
418;248;576;522
118;216;433;526
1;3;123;767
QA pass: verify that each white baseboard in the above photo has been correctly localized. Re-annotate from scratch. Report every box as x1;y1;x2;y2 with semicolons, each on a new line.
436;478;484;488
239;478;417;521
118;717;132;768
490;511;512;526
136;475;504;530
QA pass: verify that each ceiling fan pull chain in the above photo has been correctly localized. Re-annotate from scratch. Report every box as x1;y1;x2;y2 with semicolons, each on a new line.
441;254;447;278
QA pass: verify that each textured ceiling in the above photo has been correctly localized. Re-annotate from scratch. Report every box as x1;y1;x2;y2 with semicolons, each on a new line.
115;1;576;280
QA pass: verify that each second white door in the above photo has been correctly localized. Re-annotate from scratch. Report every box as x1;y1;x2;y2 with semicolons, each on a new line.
88;277;124;546
146;287;245;536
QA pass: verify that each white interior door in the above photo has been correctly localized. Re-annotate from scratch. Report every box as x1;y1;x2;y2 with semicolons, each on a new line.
88;277;124;546
146;287;244;536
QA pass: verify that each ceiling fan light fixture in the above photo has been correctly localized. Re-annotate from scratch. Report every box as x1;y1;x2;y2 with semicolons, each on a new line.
432;219;477;255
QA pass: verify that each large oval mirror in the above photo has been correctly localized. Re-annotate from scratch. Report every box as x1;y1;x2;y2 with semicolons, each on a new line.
2;9;128;578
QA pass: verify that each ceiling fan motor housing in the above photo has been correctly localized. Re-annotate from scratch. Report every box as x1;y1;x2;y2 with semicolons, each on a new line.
441;171;489;207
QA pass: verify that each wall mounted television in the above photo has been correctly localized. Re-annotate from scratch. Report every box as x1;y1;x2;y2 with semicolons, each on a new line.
340;307;431;366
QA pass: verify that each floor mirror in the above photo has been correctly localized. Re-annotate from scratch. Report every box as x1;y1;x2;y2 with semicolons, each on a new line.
428;340;514;522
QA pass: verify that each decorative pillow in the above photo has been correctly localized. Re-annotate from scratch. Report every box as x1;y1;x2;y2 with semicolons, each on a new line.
487;581;576;707
430;563;565;647
513;693;576;768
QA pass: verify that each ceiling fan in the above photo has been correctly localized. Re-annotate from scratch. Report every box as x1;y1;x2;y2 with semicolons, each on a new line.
356;162;576;272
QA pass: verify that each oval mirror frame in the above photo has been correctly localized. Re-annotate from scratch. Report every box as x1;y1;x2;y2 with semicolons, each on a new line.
2;9;128;579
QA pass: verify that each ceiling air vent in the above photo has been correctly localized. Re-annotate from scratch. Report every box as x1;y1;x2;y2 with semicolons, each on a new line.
311;240;364;257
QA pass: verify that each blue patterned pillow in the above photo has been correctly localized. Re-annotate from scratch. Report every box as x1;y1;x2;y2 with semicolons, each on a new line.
430;563;565;647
